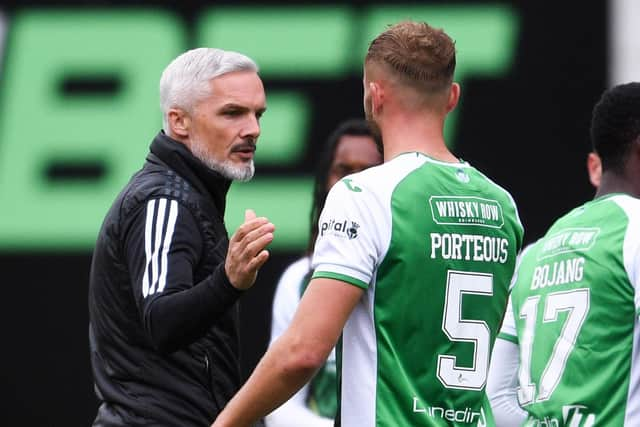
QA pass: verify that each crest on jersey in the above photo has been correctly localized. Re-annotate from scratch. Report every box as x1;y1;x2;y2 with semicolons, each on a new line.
347;222;359;239
456;168;470;183
341;178;362;192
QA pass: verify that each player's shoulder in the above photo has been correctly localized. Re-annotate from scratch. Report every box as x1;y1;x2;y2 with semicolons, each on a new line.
350;154;414;182
556;194;640;226
332;153;430;196
465;163;524;238
466;164;518;206
327;162;390;202
515;240;542;267
607;193;640;217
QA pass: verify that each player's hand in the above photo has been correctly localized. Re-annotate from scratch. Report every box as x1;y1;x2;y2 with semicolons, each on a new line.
225;209;274;290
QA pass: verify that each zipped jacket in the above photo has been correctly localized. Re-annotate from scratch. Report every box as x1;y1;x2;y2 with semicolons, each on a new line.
89;131;243;426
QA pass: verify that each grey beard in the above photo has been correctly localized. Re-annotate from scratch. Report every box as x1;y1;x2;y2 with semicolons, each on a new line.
191;144;255;182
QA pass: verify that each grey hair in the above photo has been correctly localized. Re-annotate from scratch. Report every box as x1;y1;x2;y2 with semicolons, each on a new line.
159;48;258;131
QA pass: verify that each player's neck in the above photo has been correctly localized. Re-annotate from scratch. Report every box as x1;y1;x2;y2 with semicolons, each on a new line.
381;112;457;163
595;171;640;199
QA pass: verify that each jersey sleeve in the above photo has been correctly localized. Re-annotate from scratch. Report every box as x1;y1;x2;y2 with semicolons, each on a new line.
311;177;385;289
618;198;640;317
628;245;640;318
124;197;242;353
497;296;518;343
609;196;640;317
486;337;527;427
499;242;539;342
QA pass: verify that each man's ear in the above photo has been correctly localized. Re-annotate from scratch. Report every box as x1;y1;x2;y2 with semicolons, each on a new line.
446;83;460;113
167;108;190;138
587;151;602;189
370;81;384;116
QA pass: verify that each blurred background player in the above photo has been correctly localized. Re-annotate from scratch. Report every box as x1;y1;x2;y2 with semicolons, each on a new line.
212;20;523;427
487;82;640;426
265;119;382;427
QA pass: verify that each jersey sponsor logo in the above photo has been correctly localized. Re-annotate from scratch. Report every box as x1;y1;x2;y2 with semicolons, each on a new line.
320;218;359;239
537;228;600;260
524;405;596;427
430;232;509;263
562;405;596;426
530;257;585;289
524;416;560;427
429;196;504;229
341;178;362;192
412;397;487;425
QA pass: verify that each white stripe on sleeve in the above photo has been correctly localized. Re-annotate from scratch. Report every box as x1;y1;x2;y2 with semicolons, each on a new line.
157;200;179;294
142;199;156;298
141;198;179;298
149;199;167;296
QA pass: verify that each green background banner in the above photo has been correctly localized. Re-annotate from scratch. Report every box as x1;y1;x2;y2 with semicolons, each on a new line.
0;1;606;425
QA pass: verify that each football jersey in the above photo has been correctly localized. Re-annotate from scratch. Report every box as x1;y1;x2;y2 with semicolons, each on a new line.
312;152;523;427
499;194;640;426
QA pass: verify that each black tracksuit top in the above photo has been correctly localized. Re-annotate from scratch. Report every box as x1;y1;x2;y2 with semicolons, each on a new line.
89;132;244;426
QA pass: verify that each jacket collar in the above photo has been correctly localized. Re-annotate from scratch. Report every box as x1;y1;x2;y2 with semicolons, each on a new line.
148;131;232;214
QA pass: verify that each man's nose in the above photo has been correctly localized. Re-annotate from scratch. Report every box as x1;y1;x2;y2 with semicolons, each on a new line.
241;115;260;139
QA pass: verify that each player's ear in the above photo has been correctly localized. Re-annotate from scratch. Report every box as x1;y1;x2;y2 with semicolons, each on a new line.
446;83;460;113
586;152;602;189
370;81;384;116
167;108;190;138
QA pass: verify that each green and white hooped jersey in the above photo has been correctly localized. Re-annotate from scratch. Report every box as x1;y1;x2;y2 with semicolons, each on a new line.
500;194;640;426
312;152;524;427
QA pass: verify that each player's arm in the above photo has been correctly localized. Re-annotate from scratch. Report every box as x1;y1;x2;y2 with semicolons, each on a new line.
212;277;363;427
226;175;375;426
486;296;527;426
487;336;526;427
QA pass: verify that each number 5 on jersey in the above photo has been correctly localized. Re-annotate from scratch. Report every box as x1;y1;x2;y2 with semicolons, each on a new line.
438;270;494;390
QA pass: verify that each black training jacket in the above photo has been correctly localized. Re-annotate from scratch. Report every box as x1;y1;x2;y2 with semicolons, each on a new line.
89;131;243;426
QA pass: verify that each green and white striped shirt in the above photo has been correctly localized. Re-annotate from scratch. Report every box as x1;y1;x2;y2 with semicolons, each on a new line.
500;194;640;426
313;152;523;426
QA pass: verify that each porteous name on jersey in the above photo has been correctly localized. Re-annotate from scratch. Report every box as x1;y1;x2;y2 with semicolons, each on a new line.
428;196;510;263
530;228;599;290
